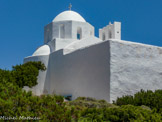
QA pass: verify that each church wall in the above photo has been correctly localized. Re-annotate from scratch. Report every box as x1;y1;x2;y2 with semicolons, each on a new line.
46;37;76;53
72;21;94;39
44;21;94;44
109;39;162;102
52;21;72;40
56;21;72;39
99;22;121;41
44;23;53;44
47;39;55;52
44;21;73;43
55;38;76;51
113;22;121;40
23;55;49;95
45;41;110;101
63;36;102;55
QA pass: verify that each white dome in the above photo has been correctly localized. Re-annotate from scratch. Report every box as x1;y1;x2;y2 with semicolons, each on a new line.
53;10;86;22
32;45;50;56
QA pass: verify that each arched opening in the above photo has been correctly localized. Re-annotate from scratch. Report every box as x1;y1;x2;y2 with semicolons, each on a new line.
102;33;105;40
77;27;82;40
90;31;93;36
60;24;65;38
64;95;72;101
109;31;112;39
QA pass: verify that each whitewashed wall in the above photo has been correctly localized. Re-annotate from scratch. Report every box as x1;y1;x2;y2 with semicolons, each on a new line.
44;21;94;44
23;55;49;95
110;39;162;102
44;41;110;101
23;39;162;103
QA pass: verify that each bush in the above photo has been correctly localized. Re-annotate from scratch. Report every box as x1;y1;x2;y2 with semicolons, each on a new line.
69;97;117;110
0;61;46;88
0;81;73;121
113;89;162;113
0;62;77;121
79;105;162;122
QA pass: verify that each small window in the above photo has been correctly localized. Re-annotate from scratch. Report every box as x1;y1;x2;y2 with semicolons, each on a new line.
77;33;80;39
102;33;105;40
64;95;72;101
109;31;112;39
77;27;82;40
90;31;92;35
60;24;65;38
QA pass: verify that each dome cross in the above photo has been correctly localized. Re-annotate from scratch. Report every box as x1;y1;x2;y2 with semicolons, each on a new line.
68;3;72;10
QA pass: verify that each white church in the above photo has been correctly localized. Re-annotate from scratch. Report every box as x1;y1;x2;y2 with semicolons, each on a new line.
24;7;162;102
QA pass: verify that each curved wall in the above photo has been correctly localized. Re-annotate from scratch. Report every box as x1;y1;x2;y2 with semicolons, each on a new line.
23;55;49;95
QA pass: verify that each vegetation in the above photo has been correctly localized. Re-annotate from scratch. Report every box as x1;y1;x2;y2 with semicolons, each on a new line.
0;81;72;121
0;61;46;88
0;61;161;121
113;89;162;113
70;97;162;121
78;105;162;122
68;97;117;111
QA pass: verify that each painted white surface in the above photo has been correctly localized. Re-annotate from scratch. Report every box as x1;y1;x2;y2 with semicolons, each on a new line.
44;41;110;101
109;39;162;102
71;21;94;40
32;45;50;56
24;38;162;102
53;10;86;22
44;21;94;44
23;55;49;95
99;22;121;40
64;36;102;54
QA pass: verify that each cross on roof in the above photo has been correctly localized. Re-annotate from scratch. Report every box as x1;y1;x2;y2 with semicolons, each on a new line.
69;3;72;10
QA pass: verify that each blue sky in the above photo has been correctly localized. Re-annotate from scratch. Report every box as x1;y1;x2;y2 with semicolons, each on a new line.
0;0;162;69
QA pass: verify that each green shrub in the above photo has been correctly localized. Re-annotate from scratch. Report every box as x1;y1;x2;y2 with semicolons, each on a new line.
0;81;73;121
113;89;162;113
0;61;46;88
11;61;46;88
79;105;162;122
69;97;117;110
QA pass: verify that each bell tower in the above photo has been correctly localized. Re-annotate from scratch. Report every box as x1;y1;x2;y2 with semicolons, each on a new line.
99;21;121;41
